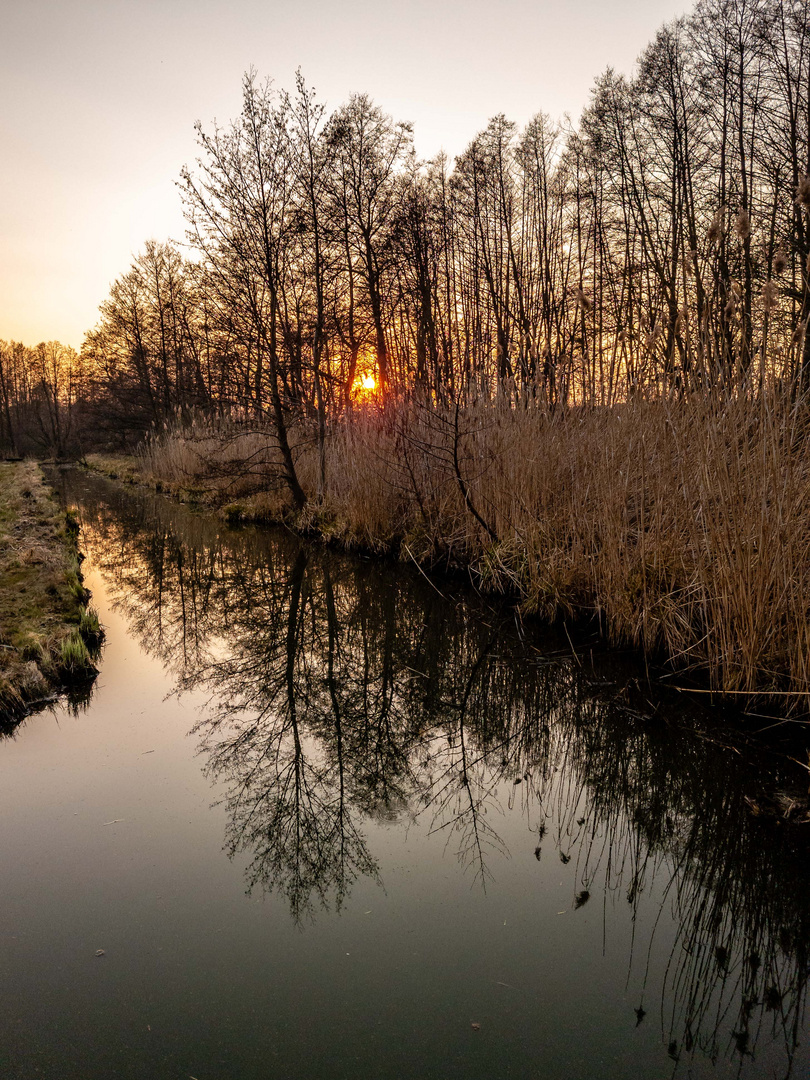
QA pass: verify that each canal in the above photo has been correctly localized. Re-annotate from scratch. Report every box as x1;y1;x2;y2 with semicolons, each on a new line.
0;467;807;1079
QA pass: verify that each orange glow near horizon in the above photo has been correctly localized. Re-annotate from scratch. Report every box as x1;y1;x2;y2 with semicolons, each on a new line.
351;364;379;402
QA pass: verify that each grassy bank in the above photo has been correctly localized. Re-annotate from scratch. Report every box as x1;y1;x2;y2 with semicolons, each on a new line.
89;389;810;708
0;461;102;725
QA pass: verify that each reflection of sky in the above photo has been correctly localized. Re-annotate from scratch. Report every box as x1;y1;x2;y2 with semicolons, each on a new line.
3;0;687;348
1;472;808;1078
0;557;683;1080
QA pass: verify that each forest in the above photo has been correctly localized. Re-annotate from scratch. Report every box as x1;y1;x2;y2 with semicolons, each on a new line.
2;0;810;702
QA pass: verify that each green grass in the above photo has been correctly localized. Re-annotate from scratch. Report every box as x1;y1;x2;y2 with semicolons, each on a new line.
57;629;94;677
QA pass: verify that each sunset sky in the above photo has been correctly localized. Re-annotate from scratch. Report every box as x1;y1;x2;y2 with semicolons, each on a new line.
3;0;685;349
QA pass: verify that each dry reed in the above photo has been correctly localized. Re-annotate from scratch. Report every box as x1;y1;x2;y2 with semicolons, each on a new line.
137;389;810;704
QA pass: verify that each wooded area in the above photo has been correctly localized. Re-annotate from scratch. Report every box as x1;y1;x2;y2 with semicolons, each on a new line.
2;0;809;464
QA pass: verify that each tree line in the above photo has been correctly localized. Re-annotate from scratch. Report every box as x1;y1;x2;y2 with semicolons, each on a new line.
2;0;809;459
0;340;90;457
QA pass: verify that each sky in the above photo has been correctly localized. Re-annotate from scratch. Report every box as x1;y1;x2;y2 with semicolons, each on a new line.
2;0;687;349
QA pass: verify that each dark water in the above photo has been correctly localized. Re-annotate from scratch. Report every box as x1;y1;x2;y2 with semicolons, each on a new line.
1;468;809;1080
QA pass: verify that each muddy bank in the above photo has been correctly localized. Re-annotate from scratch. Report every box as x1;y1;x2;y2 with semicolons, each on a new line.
0;461;102;726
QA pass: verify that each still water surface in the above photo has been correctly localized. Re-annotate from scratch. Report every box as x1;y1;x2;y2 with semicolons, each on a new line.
0;469;808;1079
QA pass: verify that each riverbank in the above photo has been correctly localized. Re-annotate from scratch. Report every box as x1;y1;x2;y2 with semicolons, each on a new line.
85;389;810;710
0;461;102;725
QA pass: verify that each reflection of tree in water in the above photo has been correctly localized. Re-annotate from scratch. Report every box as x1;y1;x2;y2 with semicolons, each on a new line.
191;550;386;922
62;469;810;1076
532;714;810;1071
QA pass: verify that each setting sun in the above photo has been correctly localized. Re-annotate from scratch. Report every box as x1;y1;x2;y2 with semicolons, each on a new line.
361;374;376;391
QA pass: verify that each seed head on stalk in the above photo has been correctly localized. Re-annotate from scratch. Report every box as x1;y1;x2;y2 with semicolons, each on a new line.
762;280;779;314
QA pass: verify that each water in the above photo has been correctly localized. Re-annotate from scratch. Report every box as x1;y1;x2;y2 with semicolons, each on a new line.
0;468;808;1079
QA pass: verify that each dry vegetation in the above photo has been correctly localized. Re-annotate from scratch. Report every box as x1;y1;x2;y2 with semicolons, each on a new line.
0;461;102;723
123;387;810;707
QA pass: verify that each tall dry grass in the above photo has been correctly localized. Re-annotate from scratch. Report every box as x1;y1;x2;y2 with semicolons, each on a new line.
138;390;810;704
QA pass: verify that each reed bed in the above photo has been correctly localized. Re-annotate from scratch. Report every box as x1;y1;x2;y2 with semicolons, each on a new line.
136;390;810;704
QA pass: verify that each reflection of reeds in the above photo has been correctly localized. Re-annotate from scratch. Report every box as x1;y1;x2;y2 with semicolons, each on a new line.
534;714;810;1073
64;469;810;1073
138;387;810;706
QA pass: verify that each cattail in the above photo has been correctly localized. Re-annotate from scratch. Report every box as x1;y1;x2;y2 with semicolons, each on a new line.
773;249;788;275
724;297;737;320
796;175;810;210
574;287;592;313
735;209;751;240
707;208;724;246
762;280;779;314
645;321;663;350
792;319;808;344
640;311;649;331
731;279;742;298
618;328;628;345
